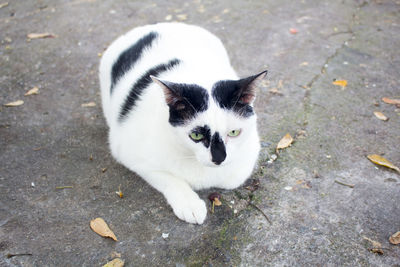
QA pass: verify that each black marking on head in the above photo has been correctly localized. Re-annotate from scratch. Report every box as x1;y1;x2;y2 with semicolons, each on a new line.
212;70;267;117
152;78;209;126
190;125;211;148
111;32;159;93
119;59;180;120
210;132;226;165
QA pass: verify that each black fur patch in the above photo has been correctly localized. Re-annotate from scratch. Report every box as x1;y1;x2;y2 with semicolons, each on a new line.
190;125;211;148
210;132;226;165
119;59;180;120
211;80;254;117
161;82;209;126
110;32;158;93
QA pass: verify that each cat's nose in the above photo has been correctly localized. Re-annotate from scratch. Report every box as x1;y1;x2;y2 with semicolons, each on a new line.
210;132;226;165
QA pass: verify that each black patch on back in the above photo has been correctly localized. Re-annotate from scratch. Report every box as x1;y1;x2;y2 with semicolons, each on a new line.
190;125;211;148
162;82;209;126
210;132;226;165
211;80;254;117
119;59;181;121
111;32;158;93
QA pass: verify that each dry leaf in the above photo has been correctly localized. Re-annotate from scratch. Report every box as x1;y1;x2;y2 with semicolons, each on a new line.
373;111;388;121
389;231;400;245
332;80;347;87
27;33;56;39
4;100;24;107
0;2;8;9
25;86;39;96
367;154;400;173
276;133;294;153
116;185;123;198
289;28;298;34
214;198;222;206
82;102;96;107
103;258;124;267
90;218;118;241
382;97;400;105
363;236;383;254
268;88;282;95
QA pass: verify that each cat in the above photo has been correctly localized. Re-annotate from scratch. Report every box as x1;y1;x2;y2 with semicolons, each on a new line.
99;23;266;224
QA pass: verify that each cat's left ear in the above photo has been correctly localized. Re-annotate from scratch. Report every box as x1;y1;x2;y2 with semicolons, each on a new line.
237;70;268;104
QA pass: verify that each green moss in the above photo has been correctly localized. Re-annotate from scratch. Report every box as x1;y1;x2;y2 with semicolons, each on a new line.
184;216;250;266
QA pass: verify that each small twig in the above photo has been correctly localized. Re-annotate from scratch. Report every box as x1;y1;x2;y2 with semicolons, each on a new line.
248;202;272;225
55;186;73;189
334;180;354;188
7;253;32;258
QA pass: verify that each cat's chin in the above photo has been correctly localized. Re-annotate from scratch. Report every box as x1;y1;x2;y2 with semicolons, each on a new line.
202;161;229;168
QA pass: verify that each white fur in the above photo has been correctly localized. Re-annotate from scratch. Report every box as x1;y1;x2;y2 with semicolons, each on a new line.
99;23;260;224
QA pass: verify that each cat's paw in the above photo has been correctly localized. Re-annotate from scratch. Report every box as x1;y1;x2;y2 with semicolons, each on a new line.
169;195;207;224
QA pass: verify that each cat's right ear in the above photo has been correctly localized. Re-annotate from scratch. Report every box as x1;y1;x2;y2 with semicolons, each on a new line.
150;75;185;110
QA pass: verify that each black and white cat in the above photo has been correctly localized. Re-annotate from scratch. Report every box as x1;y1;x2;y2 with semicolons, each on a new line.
99;23;266;224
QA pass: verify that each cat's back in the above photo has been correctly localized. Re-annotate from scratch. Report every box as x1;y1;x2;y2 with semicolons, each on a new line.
99;23;236;126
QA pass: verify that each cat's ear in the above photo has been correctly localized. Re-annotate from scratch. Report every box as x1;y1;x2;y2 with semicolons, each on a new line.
237;70;268;104
150;75;185;110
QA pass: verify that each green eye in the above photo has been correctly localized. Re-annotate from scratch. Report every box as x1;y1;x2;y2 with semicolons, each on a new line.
228;129;241;137
190;132;204;141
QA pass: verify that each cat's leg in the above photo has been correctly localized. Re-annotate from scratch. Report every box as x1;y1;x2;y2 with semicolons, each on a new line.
142;171;207;224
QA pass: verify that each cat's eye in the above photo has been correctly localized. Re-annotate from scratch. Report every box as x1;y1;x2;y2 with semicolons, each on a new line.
190;132;204;141
228;129;241;137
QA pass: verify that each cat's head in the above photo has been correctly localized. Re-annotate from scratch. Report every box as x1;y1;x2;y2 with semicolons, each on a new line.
151;71;266;167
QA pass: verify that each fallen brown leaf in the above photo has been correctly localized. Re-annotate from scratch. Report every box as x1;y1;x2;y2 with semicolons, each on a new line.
27;33;56;39
25;86;39;96
289;28;298;34
116;185;123;198
82;102;96;107
103;258;124;267
276;133;293;153
0;2;8;9
363;236;384;254
332;80;347;87
367;154;400;173
214;198;222;206
268;88;282;95
389;231;400;245
4;100;24;107
373;111;388;121
382;97;400;105
90;218;118;241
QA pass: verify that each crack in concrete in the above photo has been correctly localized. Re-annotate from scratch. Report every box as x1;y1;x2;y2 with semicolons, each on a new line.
301;2;367;127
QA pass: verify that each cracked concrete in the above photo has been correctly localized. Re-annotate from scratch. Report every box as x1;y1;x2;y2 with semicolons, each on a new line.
1;0;400;266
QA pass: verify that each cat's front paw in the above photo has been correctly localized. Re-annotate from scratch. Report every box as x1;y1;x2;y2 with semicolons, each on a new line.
174;197;207;224
167;193;207;224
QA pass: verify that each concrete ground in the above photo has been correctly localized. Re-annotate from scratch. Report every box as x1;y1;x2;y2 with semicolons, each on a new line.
1;0;399;266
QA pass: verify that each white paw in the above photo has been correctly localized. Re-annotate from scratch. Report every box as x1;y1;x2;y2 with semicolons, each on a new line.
168;194;207;224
